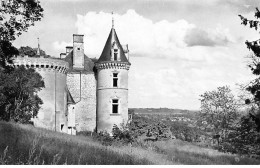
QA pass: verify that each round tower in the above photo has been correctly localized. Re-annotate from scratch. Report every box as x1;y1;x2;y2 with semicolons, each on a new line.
95;26;131;133
13;56;69;133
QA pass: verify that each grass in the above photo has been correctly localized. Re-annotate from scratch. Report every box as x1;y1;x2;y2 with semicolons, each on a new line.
0;121;260;165
0;121;174;165
153;139;260;165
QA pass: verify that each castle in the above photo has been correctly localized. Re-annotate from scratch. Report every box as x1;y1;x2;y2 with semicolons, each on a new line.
13;24;131;135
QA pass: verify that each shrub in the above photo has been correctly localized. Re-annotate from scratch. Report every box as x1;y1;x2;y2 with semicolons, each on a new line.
93;131;114;146
112;124;135;144
129;114;172;141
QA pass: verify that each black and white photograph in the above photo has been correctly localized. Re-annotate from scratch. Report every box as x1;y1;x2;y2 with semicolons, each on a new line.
0;0;260;165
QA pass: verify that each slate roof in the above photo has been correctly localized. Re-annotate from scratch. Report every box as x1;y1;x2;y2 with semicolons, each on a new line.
63;51;95;72
67;88;75;105
97;28;130;64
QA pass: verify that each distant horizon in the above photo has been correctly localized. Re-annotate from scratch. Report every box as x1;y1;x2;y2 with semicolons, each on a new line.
129;107;199;111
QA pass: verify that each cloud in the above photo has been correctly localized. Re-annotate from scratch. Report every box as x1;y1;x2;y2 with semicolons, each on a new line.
184;26;234;47
217;0;260;14
53;41;72;51
51;9;251;110
52;9;230;62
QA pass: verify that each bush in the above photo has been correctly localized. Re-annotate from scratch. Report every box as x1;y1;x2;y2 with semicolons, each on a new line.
94;131;114;146
129;114;172;141
112;124;135;144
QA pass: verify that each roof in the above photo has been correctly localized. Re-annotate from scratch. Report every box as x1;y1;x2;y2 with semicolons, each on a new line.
67;87;75;105
63;51;95;72
97;28;130;64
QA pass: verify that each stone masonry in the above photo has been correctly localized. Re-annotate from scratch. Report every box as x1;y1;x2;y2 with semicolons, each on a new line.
67;72;96;132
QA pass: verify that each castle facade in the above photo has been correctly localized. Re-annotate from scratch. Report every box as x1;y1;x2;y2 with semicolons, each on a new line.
13;26;131;135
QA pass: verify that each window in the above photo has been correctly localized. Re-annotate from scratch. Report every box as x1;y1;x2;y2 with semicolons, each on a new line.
61;124;64;131
111;43;120;61
113;73;118;87
114;49;118;60
112;99;119;114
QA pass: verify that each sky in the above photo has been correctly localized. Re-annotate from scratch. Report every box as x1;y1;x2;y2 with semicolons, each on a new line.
13;0;260;110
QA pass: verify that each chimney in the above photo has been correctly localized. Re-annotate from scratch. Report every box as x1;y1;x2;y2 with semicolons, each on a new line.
60;53;66;59
66;46;73;54
73;34;84;70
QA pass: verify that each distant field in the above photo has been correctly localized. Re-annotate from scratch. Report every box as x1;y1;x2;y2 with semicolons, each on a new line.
130;108;199;115
0;121;259;165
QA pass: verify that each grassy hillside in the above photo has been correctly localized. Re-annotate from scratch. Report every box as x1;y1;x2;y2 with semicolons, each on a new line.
0;121;260;165
0;121;173;165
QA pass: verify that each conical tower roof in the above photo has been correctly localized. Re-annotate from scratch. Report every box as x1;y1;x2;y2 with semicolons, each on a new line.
97;28;130;64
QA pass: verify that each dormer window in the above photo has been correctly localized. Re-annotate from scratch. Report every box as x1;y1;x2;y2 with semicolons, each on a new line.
114;49;118;61
111;42;120;61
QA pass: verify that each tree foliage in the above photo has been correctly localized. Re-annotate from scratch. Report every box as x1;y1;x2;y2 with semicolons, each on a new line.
0;0;44;41
0;1;44;123
129;114;172;141
219;115;260;157
18;46;46;57
239;8;260;130
0;0;44;68
0;40;18;71
0;66;44;123
199;86;238;138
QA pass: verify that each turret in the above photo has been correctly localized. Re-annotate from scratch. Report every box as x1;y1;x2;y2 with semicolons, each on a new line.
95;19;131;133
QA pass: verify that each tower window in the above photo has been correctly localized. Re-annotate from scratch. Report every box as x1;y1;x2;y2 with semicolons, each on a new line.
112;99;119;114
113;73;118;87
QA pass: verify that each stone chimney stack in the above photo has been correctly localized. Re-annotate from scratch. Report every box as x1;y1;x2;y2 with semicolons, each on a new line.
73;34;84;70
66;46;73;54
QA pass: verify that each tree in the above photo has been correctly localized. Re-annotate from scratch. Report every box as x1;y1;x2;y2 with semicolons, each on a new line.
0;0;44;41
239;8;260;130
0;66;44;123
0;0;44;123
0;0;44;68
199;86;238;139
18;46;46;57
0;40;19;71
219;115;260;156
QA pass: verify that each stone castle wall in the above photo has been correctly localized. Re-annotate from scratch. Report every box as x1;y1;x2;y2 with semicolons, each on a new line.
67;72;96;132
13;56;69;133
